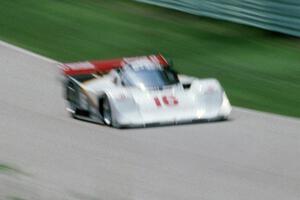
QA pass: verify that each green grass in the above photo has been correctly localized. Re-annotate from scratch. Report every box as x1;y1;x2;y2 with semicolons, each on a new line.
0;164;19;174
0;0;299;117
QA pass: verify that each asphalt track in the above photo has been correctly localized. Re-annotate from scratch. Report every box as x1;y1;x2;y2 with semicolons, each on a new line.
0;41;300;200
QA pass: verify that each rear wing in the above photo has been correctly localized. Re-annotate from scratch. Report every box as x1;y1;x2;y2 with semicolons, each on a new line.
61;54;169;76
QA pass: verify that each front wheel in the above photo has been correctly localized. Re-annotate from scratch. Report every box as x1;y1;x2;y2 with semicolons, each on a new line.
101;95;113;126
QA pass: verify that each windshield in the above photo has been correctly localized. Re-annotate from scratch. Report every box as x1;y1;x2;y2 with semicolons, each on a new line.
121;67;179;89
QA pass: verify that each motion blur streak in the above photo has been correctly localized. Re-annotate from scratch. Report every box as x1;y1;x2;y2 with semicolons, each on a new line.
137;0;300;37
0;42;300;199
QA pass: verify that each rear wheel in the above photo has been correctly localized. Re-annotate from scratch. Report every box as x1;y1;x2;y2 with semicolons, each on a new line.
66;81;76;102
66;81;77;117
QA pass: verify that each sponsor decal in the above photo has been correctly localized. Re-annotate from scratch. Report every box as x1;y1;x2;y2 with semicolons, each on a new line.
154;96;178;107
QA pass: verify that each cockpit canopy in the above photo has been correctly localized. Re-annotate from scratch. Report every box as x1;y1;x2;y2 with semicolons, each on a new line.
116;59;179;90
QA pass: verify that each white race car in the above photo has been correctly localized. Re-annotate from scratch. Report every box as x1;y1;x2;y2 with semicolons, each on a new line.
62;55;231;128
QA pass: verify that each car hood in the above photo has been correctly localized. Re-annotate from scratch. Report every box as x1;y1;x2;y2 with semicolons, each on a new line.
127;85;223;124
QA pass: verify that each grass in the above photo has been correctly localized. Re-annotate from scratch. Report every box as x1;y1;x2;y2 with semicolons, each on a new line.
0;164;19;174
0;0;299;117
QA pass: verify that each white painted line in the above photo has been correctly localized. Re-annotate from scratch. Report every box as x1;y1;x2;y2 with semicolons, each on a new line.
0;40;59;64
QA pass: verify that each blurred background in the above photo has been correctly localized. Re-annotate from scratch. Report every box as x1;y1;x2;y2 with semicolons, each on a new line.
0;1;300;199
0;0;299;117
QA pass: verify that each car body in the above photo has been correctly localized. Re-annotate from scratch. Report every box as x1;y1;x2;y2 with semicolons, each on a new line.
61;55;231;128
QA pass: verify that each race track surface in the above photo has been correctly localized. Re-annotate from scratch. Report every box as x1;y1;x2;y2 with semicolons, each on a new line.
0;42;300;200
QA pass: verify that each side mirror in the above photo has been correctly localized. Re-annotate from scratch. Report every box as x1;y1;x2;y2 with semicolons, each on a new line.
121;80;126;87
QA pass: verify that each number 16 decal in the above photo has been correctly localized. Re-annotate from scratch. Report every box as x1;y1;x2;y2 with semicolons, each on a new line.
154;96;179;107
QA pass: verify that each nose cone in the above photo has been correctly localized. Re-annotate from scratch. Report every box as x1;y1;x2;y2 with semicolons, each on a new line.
131;89;197;123
197;90;223;118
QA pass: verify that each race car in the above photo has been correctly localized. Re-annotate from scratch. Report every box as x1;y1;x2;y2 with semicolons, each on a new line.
61;54;231;128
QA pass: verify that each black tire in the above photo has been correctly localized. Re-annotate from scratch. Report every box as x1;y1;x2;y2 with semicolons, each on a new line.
66;81;79;107
65;81;77;118
101;95;113;126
